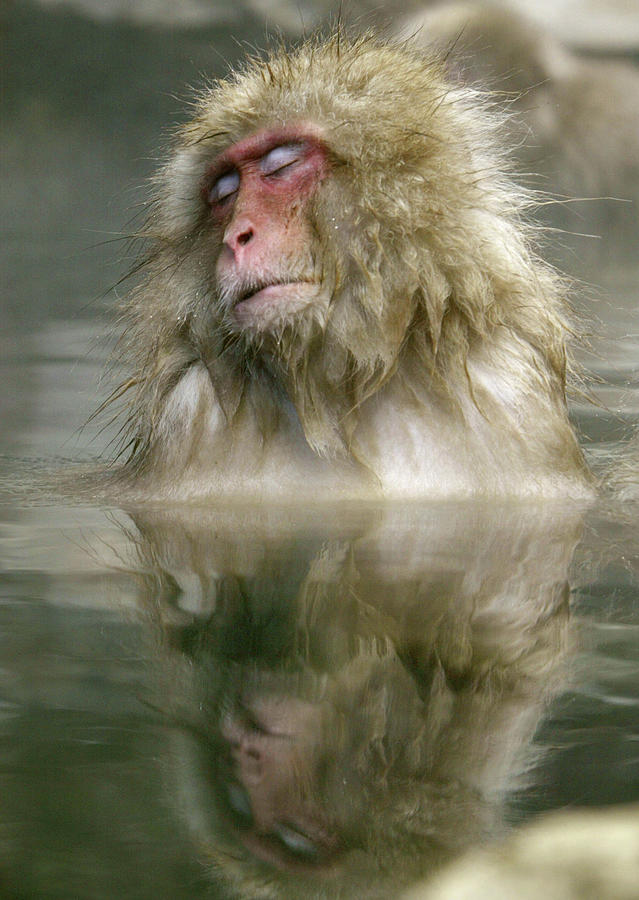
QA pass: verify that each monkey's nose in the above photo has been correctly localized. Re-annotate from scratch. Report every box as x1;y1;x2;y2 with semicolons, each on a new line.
236;227;253;247
224;218;255;258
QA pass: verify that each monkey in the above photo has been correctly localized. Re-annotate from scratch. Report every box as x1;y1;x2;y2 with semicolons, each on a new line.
401;803;639;900
399;3;639;209
106;32;594;501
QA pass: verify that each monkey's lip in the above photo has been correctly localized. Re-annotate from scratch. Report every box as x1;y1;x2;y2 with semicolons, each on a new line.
232;281;316;321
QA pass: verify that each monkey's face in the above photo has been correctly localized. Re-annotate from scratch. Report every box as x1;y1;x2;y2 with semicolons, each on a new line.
203;124;333;339
153;37;477;392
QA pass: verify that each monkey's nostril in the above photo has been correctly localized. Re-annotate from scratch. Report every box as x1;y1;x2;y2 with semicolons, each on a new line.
237;229;253;247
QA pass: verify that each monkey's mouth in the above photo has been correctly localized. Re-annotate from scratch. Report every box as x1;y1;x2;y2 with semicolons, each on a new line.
232;281;317;326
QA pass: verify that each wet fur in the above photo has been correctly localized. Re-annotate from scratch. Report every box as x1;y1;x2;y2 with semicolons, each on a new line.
108;33;592;500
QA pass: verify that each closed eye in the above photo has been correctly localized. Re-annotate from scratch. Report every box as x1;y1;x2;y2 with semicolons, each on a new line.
261;143;305;177
209;169;239;204
274;823;321;860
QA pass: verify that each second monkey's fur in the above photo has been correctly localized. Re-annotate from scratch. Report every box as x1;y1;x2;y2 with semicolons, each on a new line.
109;33;592;500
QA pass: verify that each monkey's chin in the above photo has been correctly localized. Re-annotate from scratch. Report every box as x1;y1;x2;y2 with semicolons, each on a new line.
232;282;321;333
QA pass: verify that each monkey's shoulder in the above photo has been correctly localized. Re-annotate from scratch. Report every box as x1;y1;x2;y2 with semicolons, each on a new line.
134;361;592;501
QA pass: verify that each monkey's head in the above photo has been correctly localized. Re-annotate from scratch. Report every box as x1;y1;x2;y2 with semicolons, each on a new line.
120;33;573;470
143;34;533;393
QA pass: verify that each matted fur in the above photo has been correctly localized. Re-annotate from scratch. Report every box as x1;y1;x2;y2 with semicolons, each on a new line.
108;32;593;500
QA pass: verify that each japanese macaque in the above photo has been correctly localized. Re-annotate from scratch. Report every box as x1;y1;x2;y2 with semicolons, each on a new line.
108;33;594;501
402;804;639;900
128;501;581;898
399;3;639;205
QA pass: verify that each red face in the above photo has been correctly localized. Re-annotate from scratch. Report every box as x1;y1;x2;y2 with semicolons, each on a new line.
203;125;330;331
219;692;340;873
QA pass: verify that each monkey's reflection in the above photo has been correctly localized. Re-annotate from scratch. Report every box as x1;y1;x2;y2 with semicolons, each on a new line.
126;502;584;897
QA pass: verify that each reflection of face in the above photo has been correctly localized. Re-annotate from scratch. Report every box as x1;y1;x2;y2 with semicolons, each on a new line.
219;692;340;872
135;503;582;897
